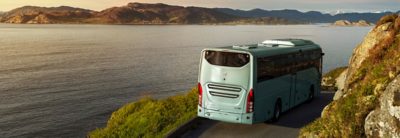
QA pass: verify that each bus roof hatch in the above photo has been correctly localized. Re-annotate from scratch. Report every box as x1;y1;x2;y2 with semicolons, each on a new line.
232;45;258;49
258;39;314;47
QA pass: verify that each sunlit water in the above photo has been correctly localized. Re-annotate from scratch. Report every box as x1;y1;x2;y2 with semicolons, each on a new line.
0;24;371;137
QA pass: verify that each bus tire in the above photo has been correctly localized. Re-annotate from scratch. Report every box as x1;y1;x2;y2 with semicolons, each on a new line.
271;100;281;122
307;85;315;103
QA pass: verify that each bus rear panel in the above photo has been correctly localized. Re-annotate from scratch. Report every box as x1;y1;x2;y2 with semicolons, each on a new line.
197;50;255;124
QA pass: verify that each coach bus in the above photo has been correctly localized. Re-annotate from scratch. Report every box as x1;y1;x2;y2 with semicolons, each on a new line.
197;39;323;124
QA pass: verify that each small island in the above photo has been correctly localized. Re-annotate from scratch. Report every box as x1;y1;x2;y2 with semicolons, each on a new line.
332;20;373;26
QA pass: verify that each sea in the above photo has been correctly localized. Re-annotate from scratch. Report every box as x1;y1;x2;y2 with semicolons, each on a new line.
0;24;372;137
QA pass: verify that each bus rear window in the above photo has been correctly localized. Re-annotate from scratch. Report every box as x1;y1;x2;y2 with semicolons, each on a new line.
205;50;250;67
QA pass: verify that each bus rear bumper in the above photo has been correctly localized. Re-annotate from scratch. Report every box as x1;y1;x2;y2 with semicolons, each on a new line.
197;106;254;124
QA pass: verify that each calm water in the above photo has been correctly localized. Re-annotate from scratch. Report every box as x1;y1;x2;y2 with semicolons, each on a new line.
0;24;371;137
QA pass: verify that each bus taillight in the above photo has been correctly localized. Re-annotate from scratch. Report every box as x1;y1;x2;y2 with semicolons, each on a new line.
246;89;254;113
198;83;203;107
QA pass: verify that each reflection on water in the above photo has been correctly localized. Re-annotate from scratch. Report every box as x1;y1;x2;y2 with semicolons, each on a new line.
0;24;371;137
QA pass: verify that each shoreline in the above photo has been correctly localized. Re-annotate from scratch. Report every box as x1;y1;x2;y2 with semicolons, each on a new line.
0;22;311;25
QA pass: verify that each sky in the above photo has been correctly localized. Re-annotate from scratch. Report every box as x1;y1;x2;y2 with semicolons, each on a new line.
0;0;399;13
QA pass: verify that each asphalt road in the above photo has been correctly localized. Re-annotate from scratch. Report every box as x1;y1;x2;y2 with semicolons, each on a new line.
182;91;334;138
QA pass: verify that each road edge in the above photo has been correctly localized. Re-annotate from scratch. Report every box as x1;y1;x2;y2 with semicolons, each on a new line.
166;117;202;138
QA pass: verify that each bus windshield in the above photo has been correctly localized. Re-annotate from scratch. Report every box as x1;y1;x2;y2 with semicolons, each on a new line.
205;50;250;67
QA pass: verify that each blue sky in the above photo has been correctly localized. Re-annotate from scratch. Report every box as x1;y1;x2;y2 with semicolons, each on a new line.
0;0;399;13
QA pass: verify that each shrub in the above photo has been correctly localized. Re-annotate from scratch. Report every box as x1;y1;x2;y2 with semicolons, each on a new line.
88;87;198;138
323;66;348;79
321;66;347;90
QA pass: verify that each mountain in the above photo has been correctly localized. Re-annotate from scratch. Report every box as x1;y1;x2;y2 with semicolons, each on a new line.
0;6;95;23
215;8;331;23
0;3;397;24
0;3;296;24
214;8;398;23
88;3;240;24
300;14;400;137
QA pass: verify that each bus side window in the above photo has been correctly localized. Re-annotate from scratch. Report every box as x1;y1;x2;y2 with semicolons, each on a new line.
277;55;290;76
295;52;304;71
287;54;295;74
309;50;322;73
317;51;323;73
257;57;275;82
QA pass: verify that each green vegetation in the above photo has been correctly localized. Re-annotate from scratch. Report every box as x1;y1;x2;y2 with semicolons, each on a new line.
323;67;348;79
321;66;347;91
300;14;400;137
88;87;198;138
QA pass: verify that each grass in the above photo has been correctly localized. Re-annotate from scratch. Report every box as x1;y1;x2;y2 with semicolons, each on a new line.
300;14;400;137
323;67;348;79
321;66;348;91
88;87;198;138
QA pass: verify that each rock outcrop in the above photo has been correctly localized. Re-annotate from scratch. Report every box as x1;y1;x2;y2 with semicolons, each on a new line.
333;68;347;100
27;14;53;24
342;19;395;93
365;75;400;137
333;20;373;26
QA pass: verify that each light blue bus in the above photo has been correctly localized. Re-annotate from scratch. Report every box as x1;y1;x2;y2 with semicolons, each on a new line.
197;39;323;124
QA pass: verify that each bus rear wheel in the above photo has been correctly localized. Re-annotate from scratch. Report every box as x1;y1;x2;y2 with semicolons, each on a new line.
271;101;281;122
307;85;315;103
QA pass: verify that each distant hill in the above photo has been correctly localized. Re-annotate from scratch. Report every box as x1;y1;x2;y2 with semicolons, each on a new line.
0;12;3;20
89;3;239;24
0;3;297;24
0;2;397;24
214;8;399;23
0;6;95;23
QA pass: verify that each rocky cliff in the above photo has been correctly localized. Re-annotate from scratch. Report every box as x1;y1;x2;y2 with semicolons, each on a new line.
300;14;400;137
0;3;296;24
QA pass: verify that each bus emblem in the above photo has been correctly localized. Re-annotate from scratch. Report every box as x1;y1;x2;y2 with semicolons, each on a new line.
223;72;227;81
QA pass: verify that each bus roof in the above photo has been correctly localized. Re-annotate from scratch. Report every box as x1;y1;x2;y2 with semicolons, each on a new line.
205;39;322;58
